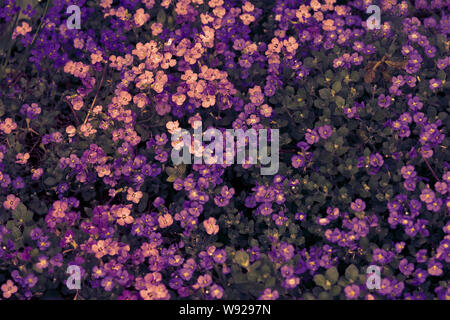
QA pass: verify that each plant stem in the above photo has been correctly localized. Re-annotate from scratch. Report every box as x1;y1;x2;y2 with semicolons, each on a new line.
422;155;440;182
0;12;20;76
83;64;108;125
27;0;52;57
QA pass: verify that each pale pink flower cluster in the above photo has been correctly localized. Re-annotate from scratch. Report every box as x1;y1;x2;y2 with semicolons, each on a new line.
134;8;150;27
12;22;32;39
16;153;30;165
3;194;20;210
0;118;17;134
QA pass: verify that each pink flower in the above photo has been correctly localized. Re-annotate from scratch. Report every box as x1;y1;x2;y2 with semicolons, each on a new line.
166;121;180;134
158;213;173;228
12;22;32;39
203;217;219;235
115;207;134;226
31;168;44;180
126;187;143;204
210;284;224;299
3;194;20;210
16;153;30;165
1;280;18;299
259;288;279;300
133;8;149;27
193;274;212;289
0;118;17;134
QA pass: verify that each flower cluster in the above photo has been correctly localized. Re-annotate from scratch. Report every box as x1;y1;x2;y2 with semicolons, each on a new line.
0;0;448;300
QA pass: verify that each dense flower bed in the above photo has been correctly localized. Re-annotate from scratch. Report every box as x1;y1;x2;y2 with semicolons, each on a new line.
0;0;448;300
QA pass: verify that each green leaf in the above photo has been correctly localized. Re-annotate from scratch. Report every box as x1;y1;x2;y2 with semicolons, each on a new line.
44;176;57;186
165;167;176;176
325;267;339;284
330;285;341;296
285;86;295;96
0;99;4;117
297;88;306;99
437;70;446;81
6;220;17;231
319;88;331;100
234;251;250;268
82;189;96;201
304;57;315;68
167;175;177;182
318;291;330;300
337;126;349;137
350;71;360;82
335;96;345;107
12;203;32;223
166;165;186;182
157;9;166;24
248;260;261;272
23;210;33;223
135;125;149;141
280;133;292;146
303;293;315;300
332;81;342;93
313;274;326;287
247;270;258;282
265;276;276;287
10;226;22;239
13;203;27;220
138;192;148;212
324;141;334;153
345;264;359;281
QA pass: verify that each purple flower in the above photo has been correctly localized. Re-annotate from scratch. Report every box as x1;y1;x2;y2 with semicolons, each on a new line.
295;212;306;221
305;129;319;145
259;288;279;300
344;284;360;300
436;57;449;70
291;154;305;168
429;78;442;90
401;165;416;179
279;242;295;261
407;96;423;111
101;277;115;292
283;276;300;289
372;248;394;265
350;199;366;212
377;94;391;108
404;179;417;191
23;274;38;288
399;259;414;276
427;260;443;276
434;182;448;195
318;125;332;139
30;228;42;241
194;274;212;289
257;202;273;216
412;269;427;285
210;284;224;299
369;153;384;168
344;106;357;118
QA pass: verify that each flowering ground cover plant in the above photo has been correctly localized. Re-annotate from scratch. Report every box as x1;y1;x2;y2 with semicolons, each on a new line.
0;0;449;300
